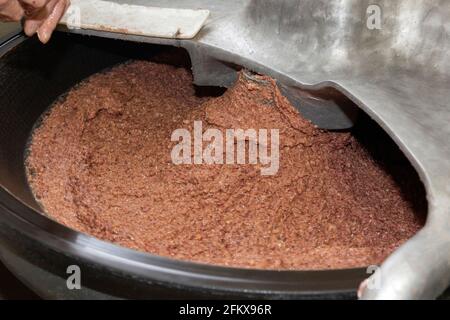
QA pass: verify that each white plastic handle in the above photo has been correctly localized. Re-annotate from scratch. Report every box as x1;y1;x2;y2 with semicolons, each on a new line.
59;0;210;39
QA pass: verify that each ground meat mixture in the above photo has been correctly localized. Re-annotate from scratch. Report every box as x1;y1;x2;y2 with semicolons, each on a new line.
26;59;426;270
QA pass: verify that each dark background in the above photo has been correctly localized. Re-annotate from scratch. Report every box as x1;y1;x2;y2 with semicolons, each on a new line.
0;262;38;299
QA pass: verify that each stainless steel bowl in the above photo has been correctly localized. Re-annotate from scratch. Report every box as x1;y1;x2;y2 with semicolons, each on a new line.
0;32;370;299
1;0;449;299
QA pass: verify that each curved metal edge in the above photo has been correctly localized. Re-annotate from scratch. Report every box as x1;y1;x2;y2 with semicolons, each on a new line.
0;186;363;297
361;227;450;300
0;24;22;58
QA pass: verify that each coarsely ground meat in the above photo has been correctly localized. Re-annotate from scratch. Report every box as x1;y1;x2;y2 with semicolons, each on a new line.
26;59;426;270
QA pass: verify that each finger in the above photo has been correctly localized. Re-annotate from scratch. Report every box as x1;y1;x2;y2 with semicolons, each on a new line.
37;0;69;44
357;279;369;299
0;0;24;21
23;0;57;36
23;16;41;35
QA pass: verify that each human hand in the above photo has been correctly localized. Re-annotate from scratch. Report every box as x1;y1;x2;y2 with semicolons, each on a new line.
0;0;70;43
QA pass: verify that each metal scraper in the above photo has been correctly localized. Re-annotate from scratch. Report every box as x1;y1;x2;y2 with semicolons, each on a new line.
277;84;359;130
